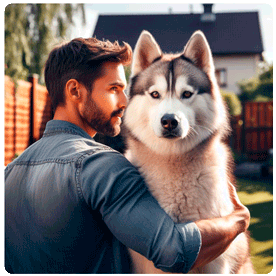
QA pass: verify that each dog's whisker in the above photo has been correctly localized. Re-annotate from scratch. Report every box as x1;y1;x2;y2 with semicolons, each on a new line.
195;125;213;134
190;127;199;136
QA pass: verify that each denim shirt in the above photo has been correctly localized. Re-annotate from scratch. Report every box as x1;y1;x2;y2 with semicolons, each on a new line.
5;120;201;274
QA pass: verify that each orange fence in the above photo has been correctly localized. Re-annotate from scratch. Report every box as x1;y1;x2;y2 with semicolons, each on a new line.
230;101;273;160
4;75;53;166
243;101;273;153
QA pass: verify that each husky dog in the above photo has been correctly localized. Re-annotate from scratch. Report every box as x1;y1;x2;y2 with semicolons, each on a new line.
123;30;254;274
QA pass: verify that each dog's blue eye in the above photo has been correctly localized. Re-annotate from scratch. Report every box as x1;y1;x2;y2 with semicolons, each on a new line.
181;91;193;99
150;91;160;99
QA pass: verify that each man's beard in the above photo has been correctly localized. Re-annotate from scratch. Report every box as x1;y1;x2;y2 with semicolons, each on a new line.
83;97;123;137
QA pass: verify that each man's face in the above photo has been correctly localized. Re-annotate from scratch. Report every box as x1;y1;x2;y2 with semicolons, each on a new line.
81;62;127;137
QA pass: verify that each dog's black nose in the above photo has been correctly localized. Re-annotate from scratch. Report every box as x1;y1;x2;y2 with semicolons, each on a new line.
161;114;179;131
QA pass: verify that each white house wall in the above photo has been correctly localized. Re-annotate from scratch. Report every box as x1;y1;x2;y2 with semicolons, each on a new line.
213;54;261;94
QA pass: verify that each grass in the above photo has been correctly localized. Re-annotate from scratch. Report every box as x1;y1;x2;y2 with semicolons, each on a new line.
237;177;273;274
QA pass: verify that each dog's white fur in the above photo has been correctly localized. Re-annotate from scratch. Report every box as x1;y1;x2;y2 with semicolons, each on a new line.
123;30;254;274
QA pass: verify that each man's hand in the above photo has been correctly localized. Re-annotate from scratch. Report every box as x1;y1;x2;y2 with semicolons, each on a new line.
228;182;250;231
191;182;250;269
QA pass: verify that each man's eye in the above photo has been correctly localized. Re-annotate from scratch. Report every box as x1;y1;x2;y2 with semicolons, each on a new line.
111;87;118;92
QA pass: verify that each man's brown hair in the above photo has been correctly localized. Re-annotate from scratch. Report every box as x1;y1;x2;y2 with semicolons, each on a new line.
44;37;132;112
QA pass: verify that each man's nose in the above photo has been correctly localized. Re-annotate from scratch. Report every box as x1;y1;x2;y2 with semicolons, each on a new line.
119;90;128;110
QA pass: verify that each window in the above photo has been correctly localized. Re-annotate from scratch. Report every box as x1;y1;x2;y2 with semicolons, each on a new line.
215;68;227;87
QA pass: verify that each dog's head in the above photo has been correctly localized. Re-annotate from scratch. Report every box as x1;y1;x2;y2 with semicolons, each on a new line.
124;30;229;155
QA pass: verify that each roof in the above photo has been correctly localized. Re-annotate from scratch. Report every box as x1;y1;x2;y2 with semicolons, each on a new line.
93;12;263;55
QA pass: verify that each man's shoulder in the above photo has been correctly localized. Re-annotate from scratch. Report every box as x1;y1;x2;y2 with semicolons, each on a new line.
6;133;120;169
73;139;123;167
79;141;137;178
79;143;129;169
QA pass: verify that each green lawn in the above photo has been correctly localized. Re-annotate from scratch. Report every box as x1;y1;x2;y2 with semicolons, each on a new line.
237;177;273;274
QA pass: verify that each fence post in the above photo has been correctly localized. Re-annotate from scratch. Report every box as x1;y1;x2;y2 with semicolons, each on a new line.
28;74;39;145
12;81;16;158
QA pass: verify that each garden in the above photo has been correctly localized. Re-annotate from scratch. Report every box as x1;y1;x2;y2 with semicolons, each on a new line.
237;176;273;274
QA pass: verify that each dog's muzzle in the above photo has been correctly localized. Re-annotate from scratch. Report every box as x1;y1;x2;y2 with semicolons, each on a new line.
161;114;182;139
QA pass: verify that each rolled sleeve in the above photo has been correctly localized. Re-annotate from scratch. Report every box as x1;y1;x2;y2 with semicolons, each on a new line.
80;150;202;273
175;222;202;273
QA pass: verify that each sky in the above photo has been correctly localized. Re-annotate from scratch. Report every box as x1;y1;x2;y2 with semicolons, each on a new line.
71;2;273;64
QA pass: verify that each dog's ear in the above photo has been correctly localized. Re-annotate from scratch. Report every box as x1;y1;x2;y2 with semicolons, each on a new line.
131;30;162;77
182;31;215;76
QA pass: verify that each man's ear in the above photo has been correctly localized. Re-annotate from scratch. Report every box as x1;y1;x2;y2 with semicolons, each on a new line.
65;79;82;103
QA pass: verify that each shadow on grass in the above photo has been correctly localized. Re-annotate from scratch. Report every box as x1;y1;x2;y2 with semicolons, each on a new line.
256;248;273;258
247;200;273;269
237;177;273;194
247;201;273;242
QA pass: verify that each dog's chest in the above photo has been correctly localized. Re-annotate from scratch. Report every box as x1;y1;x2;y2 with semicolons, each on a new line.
135;154;233;223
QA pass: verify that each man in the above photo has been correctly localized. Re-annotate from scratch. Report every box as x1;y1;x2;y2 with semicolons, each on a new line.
5;37;250;273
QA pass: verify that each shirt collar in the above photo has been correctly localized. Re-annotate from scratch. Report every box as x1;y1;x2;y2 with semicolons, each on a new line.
43;120;93;140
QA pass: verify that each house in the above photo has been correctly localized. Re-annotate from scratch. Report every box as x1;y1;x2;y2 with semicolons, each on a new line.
93;4;264;94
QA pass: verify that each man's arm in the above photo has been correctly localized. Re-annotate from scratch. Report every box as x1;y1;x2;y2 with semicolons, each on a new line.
80;151;250;273
81;150;202;272
192;182;250;269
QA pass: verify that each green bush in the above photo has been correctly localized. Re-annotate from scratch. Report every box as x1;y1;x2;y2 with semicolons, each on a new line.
253;95;272;102
221;90;242;116
124;65;131;82
238;65;273;102
238;77;259;102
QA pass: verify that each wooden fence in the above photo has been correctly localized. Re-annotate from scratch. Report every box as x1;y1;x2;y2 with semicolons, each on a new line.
230;101;273;161
4;75;53;166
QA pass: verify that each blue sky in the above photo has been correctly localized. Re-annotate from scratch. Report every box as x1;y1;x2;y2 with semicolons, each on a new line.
71;3;273;64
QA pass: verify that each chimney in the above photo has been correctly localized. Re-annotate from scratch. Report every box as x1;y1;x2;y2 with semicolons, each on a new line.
189;4;194;14
201;4;216;23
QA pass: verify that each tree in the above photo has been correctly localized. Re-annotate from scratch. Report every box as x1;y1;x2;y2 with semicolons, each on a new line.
5;4;86;83
238;65;273;102
256;65;273;100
